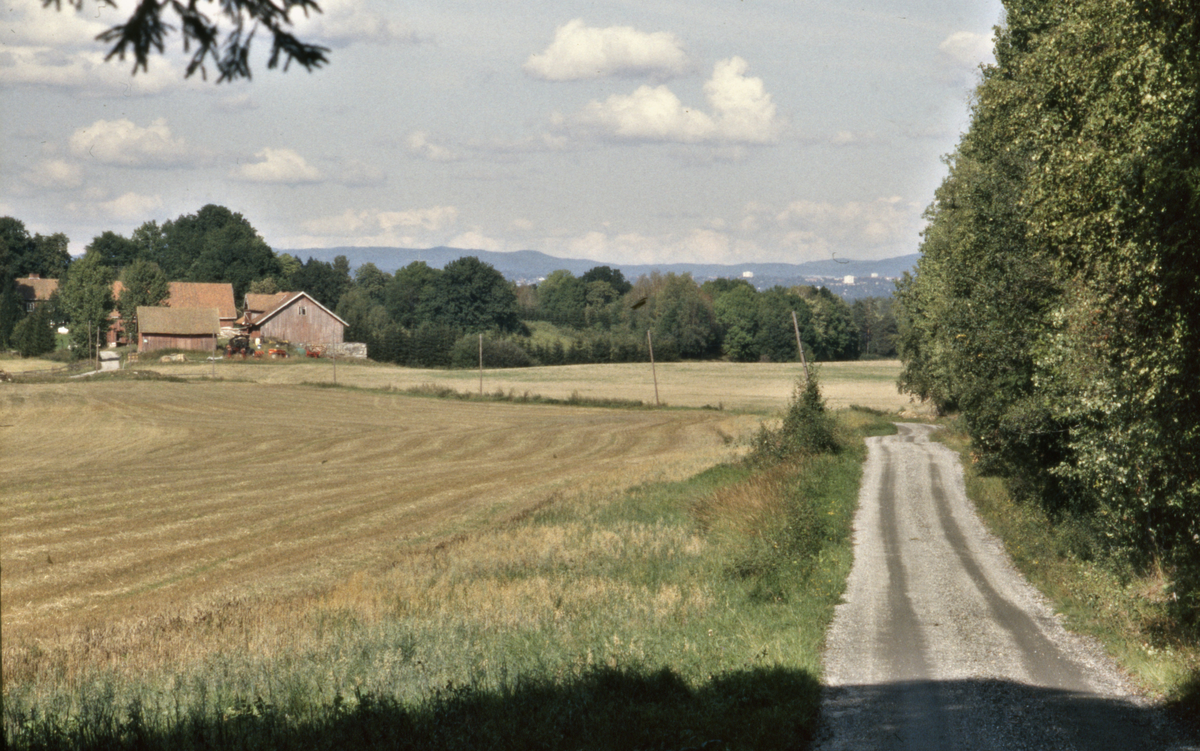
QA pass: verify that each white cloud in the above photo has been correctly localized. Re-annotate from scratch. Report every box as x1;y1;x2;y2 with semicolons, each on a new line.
448;230;502;252
0;46;180;94
3;0;107;48
0;2;179;94
378;206;458;231
938;31;995;69
829;130;880;146
580;84;715;142
524;19;689;81
300;206;459;237
407;131;459;162
284;205;460;248
293;0;422;47
560;228;744;265
69;118;192;167
702;57;780;143
66;190;163;220
573;57;780;145
99;192;164;219
234;148;322;184
774;196;923;249
23;159;84;190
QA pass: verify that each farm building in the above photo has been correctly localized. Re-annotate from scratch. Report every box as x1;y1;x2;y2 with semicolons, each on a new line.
15;275;58;313
168;282;238;336
242;291;346;346
242;292;292;321
136;306;220;353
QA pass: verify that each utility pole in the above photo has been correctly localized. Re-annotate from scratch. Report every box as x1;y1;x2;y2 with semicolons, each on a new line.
792;311;810;385
647;329;660;407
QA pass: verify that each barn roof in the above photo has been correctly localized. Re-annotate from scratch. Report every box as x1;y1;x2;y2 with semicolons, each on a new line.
251;291;348;328
168;282;236;320
244;292;292;315
137;306;220;336
15;276;59;302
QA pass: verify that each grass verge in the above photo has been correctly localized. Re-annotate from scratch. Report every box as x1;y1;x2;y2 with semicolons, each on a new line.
3;401;892;750
933;420;1200;728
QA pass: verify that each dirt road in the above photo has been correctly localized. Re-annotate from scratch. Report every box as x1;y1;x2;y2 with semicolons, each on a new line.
817;423;1192;750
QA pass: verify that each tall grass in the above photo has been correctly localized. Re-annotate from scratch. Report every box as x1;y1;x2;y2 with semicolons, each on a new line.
4;397;893;750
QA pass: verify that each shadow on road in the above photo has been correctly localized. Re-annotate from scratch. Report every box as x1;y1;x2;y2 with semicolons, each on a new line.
816;677;1198;750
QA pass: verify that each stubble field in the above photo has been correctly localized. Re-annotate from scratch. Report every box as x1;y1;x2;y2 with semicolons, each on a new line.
2;359;904;749
2;379;764;645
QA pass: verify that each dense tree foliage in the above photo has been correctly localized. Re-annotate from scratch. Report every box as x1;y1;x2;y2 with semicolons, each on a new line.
2;204;875;369
12;303;56;358
117;260;170;343
851;297;898;358
897;0;1200;603
85;231;141;270
57;252;115;358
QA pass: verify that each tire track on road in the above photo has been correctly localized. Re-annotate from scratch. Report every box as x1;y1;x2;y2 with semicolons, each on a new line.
817;423;1190;750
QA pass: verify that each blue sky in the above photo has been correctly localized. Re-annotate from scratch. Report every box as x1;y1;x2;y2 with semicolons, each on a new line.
1;0;1002;264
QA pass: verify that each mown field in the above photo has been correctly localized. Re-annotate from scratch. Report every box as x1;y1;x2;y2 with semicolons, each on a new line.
2;380;763;642
136;357;916;414
2;359;902;749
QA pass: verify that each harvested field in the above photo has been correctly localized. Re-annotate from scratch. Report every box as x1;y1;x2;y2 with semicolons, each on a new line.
148;358;916;414
1;381;760;644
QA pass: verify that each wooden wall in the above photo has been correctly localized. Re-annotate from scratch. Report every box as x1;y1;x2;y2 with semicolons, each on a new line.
140;334;216;352
258;299;344;344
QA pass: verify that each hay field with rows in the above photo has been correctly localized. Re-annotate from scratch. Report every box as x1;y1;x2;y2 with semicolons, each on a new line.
2;360;903;749
1;380;761;645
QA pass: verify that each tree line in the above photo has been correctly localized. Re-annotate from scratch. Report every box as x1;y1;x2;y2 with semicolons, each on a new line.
1;204;896;366
896;0;1199;613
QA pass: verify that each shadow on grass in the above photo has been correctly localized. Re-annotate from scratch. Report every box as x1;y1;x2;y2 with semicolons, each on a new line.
4;666;820;751
815;678;1200;750
1167;668;1200;736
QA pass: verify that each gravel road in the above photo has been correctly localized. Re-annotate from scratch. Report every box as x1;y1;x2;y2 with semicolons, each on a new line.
816;423;1195;750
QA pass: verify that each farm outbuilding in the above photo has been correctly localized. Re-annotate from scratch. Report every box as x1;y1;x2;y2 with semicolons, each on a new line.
242;291;346;346
168;282;238;336
15;275;58;313
136;306;220;353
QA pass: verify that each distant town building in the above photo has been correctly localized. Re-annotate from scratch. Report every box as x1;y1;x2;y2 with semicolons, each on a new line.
871;273;879;278
742;271;755;279
843;275;855;285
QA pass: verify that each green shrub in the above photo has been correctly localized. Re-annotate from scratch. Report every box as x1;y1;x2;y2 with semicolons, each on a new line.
752;375;838;462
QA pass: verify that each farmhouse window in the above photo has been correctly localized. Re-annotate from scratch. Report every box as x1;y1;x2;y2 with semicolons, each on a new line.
300;306;306;316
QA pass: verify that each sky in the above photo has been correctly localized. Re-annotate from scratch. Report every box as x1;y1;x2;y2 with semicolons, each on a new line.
1;0;1003;265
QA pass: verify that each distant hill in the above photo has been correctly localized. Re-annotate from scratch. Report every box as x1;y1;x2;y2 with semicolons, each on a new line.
274;245;917;298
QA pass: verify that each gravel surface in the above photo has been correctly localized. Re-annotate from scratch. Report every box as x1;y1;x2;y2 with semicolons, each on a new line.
815;423;1196;750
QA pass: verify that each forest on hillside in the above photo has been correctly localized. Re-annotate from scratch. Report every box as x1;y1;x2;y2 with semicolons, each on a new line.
0;206;897;366
896;0;1199;620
